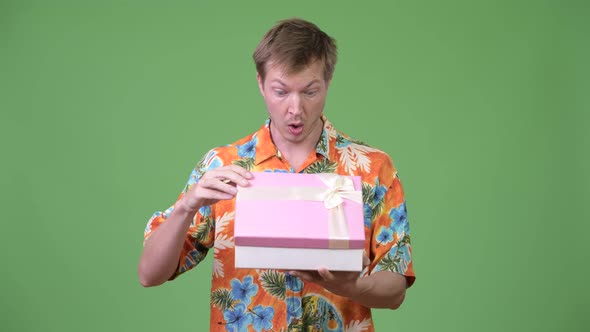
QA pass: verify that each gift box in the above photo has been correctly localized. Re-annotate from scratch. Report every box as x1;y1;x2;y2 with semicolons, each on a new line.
234;172;365;271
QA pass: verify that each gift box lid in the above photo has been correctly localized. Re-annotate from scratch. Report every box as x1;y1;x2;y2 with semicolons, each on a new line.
234;172;365;250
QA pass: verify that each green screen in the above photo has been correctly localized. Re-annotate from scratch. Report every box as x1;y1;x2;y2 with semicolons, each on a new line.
1;0;588;331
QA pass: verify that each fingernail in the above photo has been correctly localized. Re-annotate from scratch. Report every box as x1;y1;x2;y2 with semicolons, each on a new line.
246;172;253;178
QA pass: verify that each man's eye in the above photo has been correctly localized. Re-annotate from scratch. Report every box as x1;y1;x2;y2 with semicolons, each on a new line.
304;90;317;97
274;90;286;97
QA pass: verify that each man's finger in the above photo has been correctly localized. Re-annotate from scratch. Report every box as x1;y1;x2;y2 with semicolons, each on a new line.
199;178;238;194
216;170;251;187
290;270;319;283
317;268;335;282
228;164;253;178
363;254;370;267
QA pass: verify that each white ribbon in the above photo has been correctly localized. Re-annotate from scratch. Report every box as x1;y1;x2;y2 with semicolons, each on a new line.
237;174;362;249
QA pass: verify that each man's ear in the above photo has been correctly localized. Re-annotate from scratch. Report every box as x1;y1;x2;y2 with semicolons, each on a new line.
256;72;265;97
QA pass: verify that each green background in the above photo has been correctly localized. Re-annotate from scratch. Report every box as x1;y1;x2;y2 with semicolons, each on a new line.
1;0;588;331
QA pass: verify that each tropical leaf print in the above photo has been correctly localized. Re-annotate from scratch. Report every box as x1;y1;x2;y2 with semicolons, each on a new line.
345;318;372;332
317;131;329;155
213;234;233;279
362;183;374;205
362;182;385;226
211;288;234;311
392;234;412;273
371;200;385;224
337;142;381;175
212;257;225;279
191;216;213;243
398;234;411;246
185;150;222;192
259;270;286;299
348;137;370;147
324;120;338;139
300;296;321;327
213;212;235;279
232;157;255;171
301;310;321;328
377;252;397;273
215;211;234;236
214;233;234;252
299;294;343;331
378;235;411;274
304;159;338;174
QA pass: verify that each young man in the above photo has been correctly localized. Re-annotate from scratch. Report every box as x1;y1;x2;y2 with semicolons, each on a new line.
138;18;415;331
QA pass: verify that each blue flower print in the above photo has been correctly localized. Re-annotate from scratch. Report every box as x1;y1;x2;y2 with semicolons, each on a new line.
185;155;222;189
363;204;372;228
223;303;253;332
199;205;212;218
286;297;302;324
237;136;257;158
285;273;303;292
389;202;409;235
230;275;259;306
206;156;222;171
373;178;387;206
376;226;394;245
252;305;274;331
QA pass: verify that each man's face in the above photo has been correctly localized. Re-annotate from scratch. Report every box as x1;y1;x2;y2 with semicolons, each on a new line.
257;60;330;149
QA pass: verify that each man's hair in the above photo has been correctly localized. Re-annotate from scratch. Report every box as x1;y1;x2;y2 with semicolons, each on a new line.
253;18;337;83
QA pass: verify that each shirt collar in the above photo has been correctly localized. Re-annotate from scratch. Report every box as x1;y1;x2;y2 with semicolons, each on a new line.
254;115;332;165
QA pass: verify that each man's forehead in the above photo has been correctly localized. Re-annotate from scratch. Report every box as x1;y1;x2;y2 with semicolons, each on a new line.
264;60;325;81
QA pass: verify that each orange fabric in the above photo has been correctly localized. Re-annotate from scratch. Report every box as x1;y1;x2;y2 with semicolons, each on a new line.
145;116;415;331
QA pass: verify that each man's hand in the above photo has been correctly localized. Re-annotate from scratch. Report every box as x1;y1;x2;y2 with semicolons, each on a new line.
178;165;253;213
289;256;407;309
138;165;251;287
289;255;371;299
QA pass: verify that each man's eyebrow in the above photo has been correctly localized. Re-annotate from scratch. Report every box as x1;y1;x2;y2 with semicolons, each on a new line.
305;79;321;88
270;79;286;86
269;79;321;88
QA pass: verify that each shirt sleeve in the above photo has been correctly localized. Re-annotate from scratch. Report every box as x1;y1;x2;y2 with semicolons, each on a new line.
366;156;415;287
143;149;221;279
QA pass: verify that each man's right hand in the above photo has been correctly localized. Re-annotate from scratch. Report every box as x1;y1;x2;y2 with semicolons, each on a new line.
177;165;253;213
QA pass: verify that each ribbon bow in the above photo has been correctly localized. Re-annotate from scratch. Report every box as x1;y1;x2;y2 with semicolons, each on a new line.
317;174;362;209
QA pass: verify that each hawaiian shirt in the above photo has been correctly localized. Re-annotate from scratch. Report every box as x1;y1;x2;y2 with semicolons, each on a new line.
144;116;415;332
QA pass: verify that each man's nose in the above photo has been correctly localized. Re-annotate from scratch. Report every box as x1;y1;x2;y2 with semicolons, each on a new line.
288;94;303;115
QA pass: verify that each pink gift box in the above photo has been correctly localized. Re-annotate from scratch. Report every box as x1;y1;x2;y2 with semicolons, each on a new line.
234;172;365;271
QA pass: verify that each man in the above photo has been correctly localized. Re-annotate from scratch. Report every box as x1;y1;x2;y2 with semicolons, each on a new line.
138;18;415;331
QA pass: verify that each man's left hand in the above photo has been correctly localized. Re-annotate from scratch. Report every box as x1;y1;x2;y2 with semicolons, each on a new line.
289;255;371;299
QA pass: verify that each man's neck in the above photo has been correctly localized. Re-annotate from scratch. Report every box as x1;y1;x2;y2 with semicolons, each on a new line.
270;120;323;171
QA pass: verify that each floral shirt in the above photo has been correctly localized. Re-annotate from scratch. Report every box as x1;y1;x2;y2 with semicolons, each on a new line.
144;116;415;332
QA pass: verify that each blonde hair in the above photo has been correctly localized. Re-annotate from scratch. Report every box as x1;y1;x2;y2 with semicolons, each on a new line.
253;18;337;83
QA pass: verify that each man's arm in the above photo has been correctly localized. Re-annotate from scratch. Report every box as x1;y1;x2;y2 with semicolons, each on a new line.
290;258;407;309
350;270;407;309
138;203;196;287
292;156;414;308
137;165;252;287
